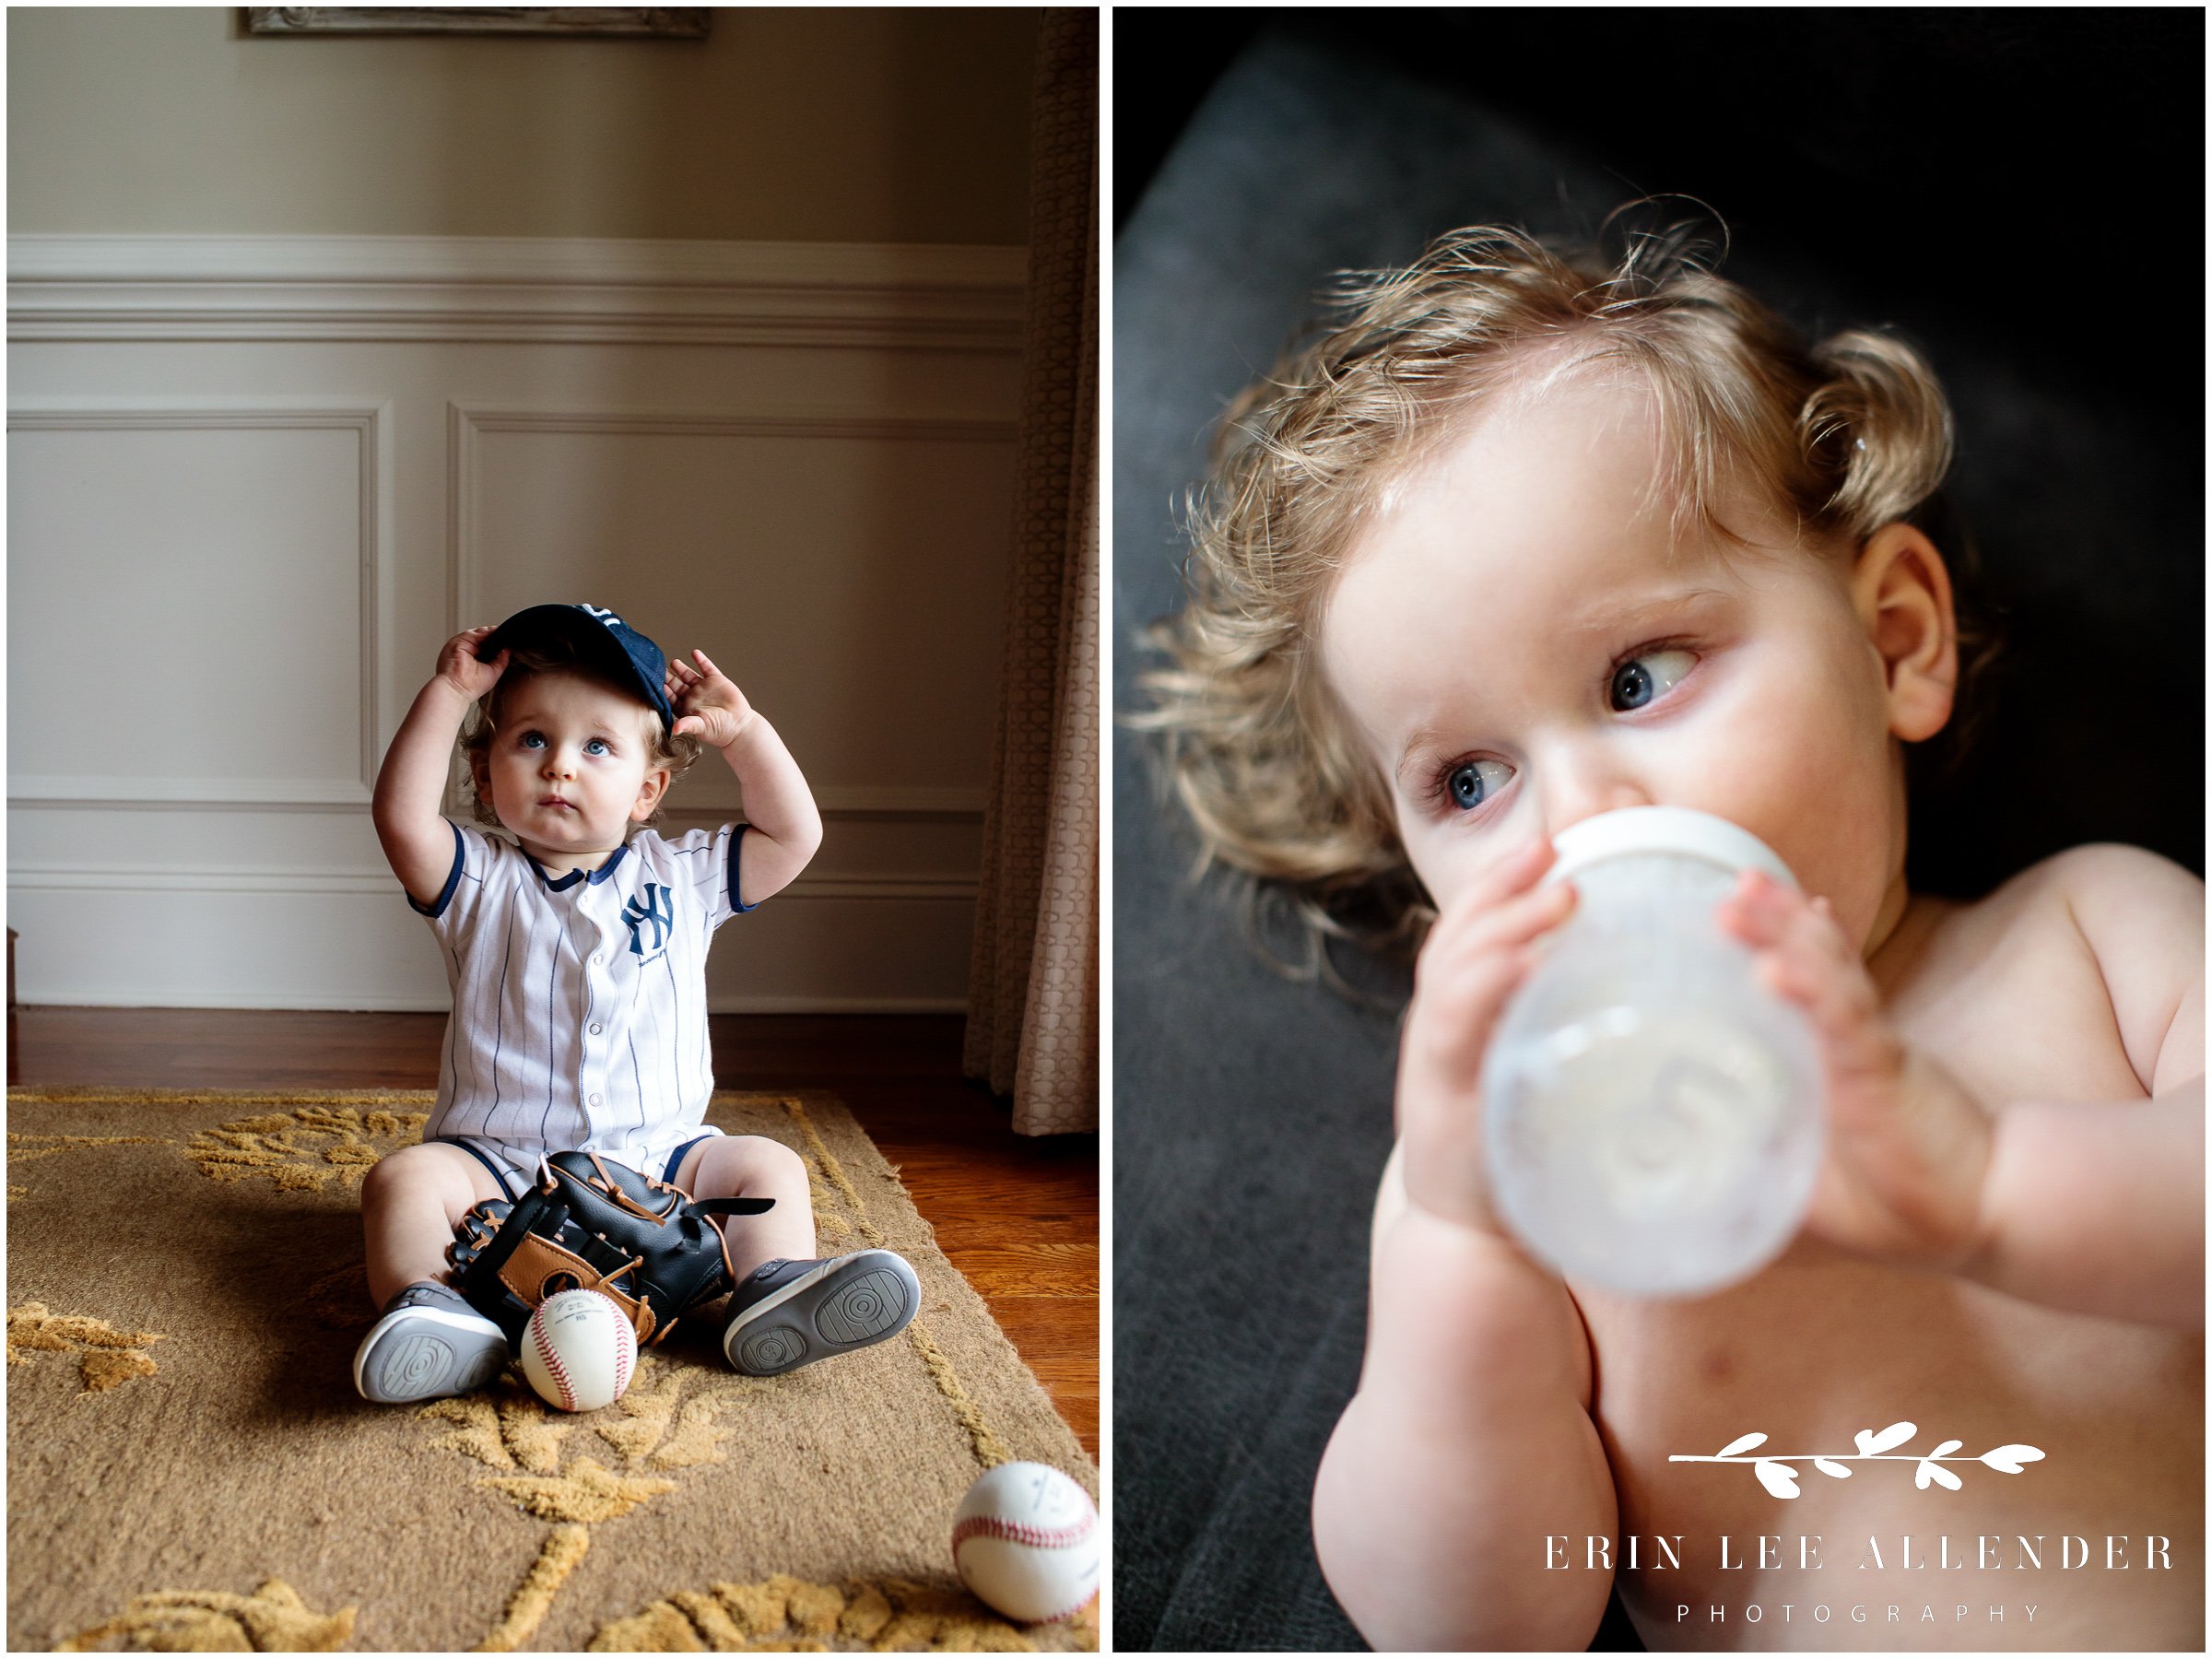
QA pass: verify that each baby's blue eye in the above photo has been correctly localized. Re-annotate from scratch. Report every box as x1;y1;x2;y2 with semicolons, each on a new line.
520;732;546;749
584;738;610;757
1609;648;1696;712
1444;758;1513;812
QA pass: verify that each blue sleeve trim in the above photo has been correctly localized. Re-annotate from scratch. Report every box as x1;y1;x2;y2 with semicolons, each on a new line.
730;823;759;912
409;820;466;918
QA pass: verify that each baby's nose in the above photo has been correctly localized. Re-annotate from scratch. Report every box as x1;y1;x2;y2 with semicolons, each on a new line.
1541;773;1653;841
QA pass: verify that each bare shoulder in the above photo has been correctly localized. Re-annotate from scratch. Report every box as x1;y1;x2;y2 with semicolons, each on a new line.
1980;844;2205;1091
1945;842;2201;935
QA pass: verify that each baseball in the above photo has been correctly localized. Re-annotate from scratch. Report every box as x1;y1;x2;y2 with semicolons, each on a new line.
951;1461;1100;1624
520;1288;636;1413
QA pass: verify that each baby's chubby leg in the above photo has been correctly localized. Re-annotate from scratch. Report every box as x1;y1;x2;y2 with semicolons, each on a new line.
355;1141;512;1403
675;1134;921;1379
359;1141;507;1308
671;1134;817;1277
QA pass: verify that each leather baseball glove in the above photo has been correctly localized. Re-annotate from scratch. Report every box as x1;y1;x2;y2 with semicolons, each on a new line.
447;1148;773;1347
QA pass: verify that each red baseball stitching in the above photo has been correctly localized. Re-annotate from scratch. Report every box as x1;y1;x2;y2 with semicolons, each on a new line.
534;1295;633;1411
532;1312;576;1411
951;1514;1095;1552
612;1315;634;1397
951;1511;1099;1624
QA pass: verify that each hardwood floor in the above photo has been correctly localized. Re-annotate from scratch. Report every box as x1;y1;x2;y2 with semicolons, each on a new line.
6;1007;1098;1458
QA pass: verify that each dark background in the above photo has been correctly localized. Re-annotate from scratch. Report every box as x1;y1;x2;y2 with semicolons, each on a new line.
1113;10;2204;1653
1118;6;2195;408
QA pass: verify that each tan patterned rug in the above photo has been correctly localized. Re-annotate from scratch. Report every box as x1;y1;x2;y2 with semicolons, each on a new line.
6;1088;1098;1653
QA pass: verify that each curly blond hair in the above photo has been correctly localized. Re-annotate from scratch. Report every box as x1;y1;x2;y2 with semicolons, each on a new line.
1135;207;2000;966
459;644;701;831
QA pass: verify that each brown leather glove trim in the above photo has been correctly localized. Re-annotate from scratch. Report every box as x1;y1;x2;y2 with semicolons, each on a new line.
497;1233;656;1345
497;1232;594;1305
582;1150;676;1223
713;1219;737;1295
446;1201;504;1269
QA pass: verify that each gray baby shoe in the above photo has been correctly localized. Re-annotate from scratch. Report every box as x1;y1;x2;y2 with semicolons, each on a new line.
721;1250;920;1377
353;1279;509;1403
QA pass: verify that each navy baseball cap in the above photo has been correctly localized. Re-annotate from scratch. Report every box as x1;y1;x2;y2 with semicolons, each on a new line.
478;604;676;731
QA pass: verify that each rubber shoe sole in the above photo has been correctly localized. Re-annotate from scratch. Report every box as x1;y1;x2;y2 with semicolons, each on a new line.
354;1305;509;1403
723;1251;921;1377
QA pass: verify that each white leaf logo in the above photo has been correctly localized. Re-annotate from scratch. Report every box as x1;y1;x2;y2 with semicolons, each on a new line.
1753;1460;1801;1500
1673;1420;2041;1499
1914;1459;1964;1491
1979;1444;2045;1474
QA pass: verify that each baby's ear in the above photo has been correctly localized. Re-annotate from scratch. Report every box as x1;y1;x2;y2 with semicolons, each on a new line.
1851;522;1958;743
630;767;671;822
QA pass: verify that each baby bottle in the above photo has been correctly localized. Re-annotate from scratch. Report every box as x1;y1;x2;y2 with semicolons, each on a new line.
1479;806;1825;1297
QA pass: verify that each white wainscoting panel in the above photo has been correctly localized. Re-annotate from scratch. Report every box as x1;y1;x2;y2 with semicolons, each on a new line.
453;403;1017;812
8;398;391;805
7;234;1022;1013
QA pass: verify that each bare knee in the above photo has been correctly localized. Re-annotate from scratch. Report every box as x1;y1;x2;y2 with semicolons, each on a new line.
681;1134;807;1199
362;1141;494;1218
735;1135;807;1191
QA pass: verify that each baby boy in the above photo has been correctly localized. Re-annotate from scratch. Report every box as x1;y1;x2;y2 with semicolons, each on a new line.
352;603;920;1404
1146;221;2203;1649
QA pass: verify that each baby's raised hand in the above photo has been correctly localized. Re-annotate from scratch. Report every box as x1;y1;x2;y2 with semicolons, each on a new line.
1396;838;1578;1238
664;649;756;748
436;626;507;700
1717;871;1995;1272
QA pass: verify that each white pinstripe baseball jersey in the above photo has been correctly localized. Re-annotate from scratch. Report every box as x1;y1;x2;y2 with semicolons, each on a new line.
413;818;757;1173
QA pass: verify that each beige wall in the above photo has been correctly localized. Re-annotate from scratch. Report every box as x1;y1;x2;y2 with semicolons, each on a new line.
7;6;1037;242
8;6;1042;1010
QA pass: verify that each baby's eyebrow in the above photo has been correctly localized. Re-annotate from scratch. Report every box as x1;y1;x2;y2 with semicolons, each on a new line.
1392;724;1457;788
1562;583;1728;636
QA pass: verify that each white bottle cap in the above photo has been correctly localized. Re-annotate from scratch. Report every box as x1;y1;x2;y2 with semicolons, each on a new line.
1544;806;1799;889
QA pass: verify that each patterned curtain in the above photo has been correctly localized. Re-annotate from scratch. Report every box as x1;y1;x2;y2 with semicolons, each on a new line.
962;8;1099;1135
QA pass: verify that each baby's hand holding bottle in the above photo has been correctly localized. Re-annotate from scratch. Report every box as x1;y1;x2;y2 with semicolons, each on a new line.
1395;835;1579;1243
1480;807;1828;1298
1717;869;1993;1273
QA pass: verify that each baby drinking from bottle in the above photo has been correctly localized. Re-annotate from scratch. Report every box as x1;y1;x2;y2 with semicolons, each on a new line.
1140;212;2202;1650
